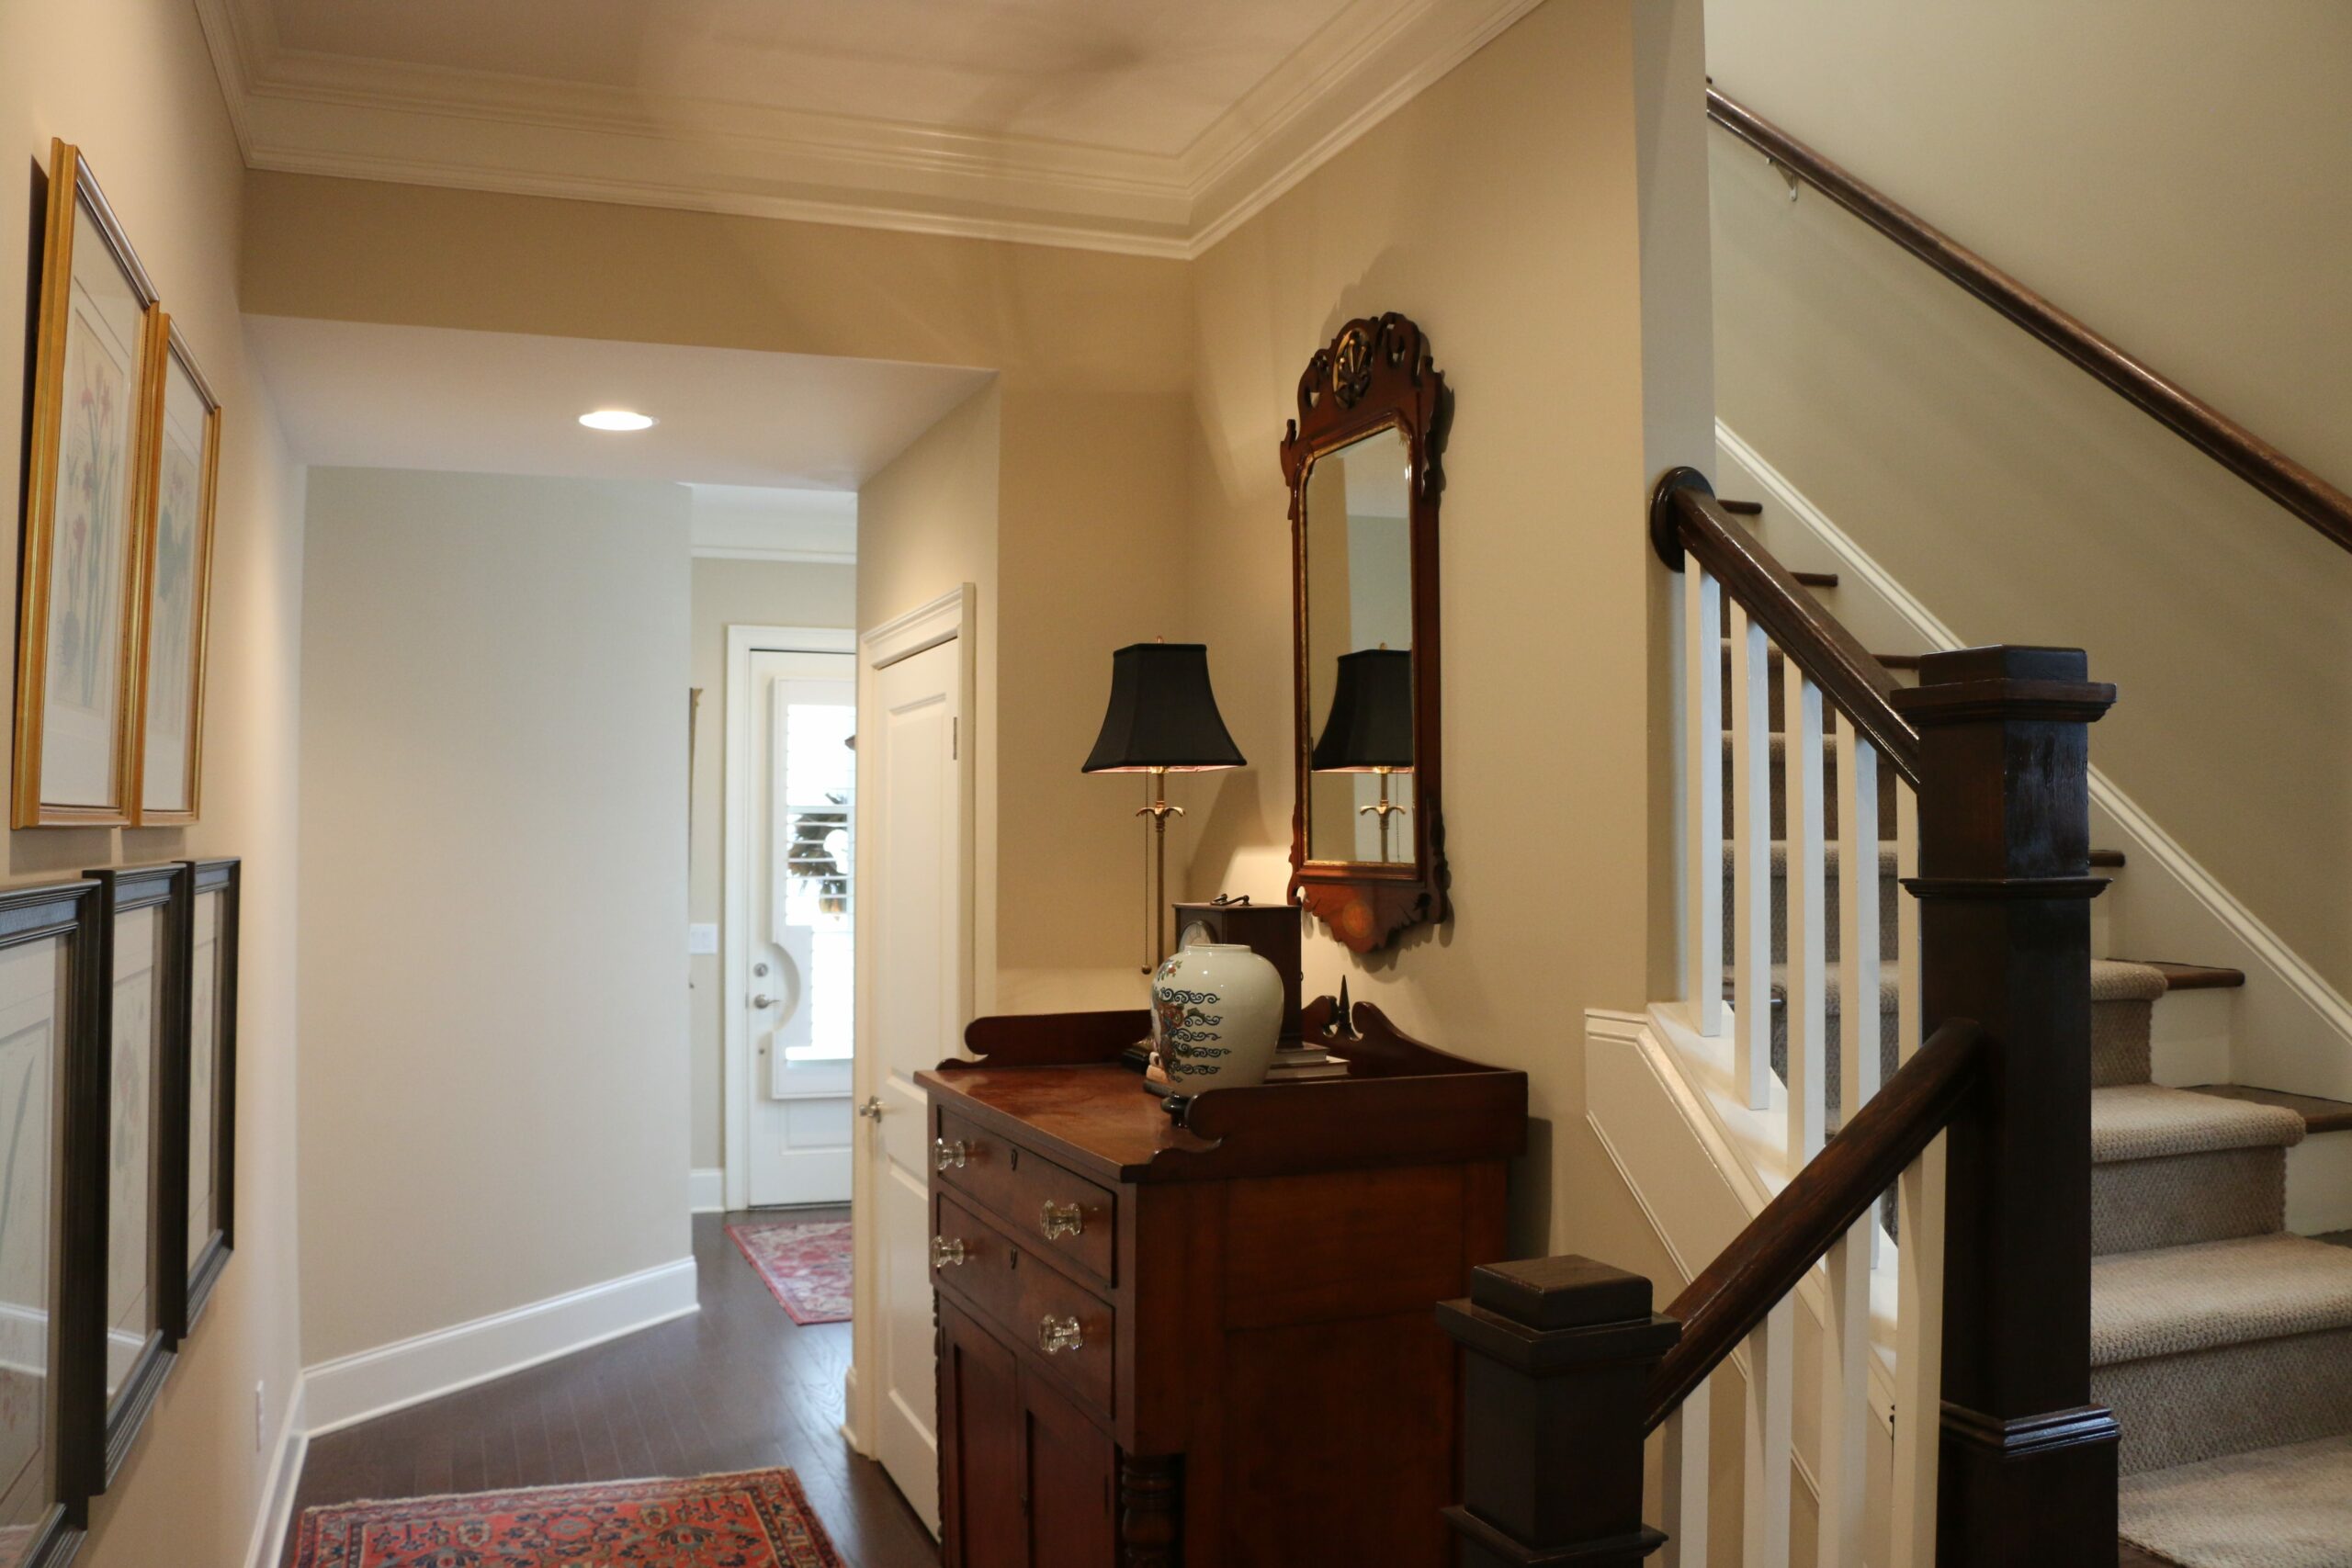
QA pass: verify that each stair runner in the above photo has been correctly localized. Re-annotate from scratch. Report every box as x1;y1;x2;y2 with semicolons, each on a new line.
1720;826;2352;1566
2092;968;2352;1568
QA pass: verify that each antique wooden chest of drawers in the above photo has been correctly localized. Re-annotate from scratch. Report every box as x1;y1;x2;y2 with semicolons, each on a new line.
919;999;1526;1567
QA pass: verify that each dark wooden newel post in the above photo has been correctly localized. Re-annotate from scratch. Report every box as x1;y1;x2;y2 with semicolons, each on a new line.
1891;646;2120;1564
1438;1257;1678;1567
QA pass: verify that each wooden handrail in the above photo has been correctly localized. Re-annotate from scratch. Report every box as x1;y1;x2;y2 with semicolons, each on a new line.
1650;468;1923;785
1641;1018;1988;1429
1708;85;2352;557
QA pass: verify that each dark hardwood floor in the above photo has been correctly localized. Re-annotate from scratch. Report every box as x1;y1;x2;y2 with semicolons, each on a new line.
283;1209;940;1567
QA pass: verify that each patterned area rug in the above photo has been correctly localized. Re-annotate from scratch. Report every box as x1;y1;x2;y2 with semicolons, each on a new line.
727;1218;853;1325
290;1469;843;1567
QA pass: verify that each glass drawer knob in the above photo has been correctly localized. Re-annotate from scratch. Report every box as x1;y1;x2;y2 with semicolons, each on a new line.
932;1235;967;1269
1037;1315;1083;1355
1040;1201;1084;1241
933;1138;968;1171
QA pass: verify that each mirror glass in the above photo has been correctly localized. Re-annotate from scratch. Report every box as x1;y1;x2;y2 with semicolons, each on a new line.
1303;423;1416;865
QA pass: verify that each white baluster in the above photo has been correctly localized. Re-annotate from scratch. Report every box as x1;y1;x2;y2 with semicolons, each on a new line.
1660;1376;1712;1568
1729;604;1772;1110
1685;567;1724;1037
1838;730;1884;1265
1742;1298;1794;1568
1889;778;1920;1254
1892;1135;1947;1568
1890;778;1943;1568
1784;667;1826;1162
1818;1226;1871;1568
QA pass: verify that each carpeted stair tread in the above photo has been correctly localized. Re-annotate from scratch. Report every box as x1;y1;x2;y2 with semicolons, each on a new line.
2119;1433;2352;1568
2093;1085;2306;1165
2093;959;2171;1003
2092;1235;2352;1367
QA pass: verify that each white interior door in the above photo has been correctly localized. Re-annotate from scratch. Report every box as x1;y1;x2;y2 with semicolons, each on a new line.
745;649;857;1208
855;604;969;1537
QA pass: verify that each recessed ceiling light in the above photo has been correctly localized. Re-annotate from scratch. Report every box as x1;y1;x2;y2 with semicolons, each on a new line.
579;409;657;432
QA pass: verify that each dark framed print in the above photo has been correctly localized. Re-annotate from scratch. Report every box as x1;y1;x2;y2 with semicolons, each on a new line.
14;141;164;829
178;861;236;1331
0;878;107;1566
79;865;187;1490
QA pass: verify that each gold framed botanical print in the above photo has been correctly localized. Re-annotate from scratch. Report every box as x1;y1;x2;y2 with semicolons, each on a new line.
13;141;163;829
130;323;220;825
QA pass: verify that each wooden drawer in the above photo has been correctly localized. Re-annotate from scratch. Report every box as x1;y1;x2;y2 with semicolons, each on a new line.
933;1107;1117;1286
933;1191;1115;1420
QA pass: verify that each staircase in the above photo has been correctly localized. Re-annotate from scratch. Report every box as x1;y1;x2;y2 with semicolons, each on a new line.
1693;493;2352;1568
1710;523;2352;1568
1456;473;2352;1568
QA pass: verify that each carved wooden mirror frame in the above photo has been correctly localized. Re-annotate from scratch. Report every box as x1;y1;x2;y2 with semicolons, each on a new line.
1282;312;1449;953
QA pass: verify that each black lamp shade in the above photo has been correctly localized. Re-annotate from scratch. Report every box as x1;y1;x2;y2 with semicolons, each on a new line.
1081;643;1247;773
1310;648;1414;772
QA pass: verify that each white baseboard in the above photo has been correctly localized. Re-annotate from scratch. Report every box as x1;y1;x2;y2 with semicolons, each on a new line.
242;1376;309;1568
689;1168;725;1213
1717;420;2352;1098
301;1258;699;1437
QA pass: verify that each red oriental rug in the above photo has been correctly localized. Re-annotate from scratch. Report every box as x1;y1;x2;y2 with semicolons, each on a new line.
289;1469;843;1568
726;1218;853;1325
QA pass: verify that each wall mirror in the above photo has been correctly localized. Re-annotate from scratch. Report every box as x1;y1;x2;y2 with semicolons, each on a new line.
1283;313;1448;953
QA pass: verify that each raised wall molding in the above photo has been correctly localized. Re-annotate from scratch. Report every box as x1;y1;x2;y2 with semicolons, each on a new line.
300;1257;698;1437
192;0;1541;258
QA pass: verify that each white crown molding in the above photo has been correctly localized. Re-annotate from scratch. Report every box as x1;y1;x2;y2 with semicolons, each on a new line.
196;0;1539;258
1185;0;1544;253
692;546;858;566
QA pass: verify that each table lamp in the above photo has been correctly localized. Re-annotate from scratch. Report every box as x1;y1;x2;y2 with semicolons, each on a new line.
1081;641;1246;974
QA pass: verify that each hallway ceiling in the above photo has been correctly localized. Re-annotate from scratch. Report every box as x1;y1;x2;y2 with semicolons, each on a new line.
196;0;1540;255
246;315;992;491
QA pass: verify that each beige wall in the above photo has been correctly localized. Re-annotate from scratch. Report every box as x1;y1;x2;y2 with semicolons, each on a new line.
1182;0;1697;1285
243;175;1198;1017
298;468;692;1360
686;557;856;1169
0;1;310;1563
1706;0;2352;994
857;382;1005;1011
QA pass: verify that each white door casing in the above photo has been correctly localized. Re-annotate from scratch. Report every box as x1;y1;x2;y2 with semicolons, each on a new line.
745;649;857;1207
846;585;974;1539
722;626;856;1214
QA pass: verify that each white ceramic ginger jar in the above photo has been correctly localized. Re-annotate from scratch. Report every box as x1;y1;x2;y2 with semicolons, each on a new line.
1149;942;1283;1091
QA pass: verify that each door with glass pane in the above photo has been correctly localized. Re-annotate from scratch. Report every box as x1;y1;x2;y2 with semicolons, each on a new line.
746;649;856;1207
